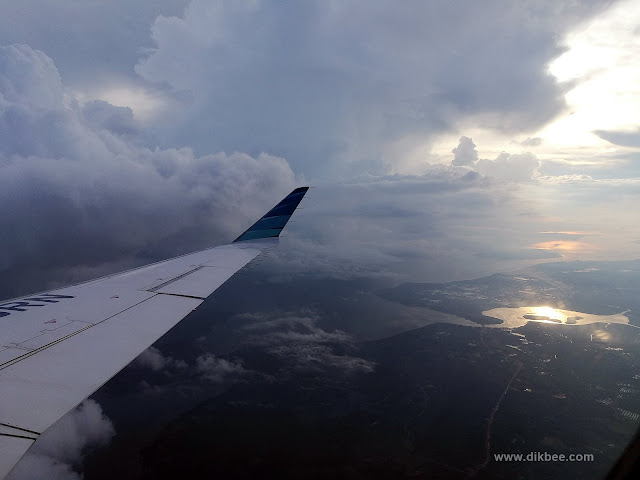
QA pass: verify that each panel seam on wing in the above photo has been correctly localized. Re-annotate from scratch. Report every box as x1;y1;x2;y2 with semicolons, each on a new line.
0;296;156;371
155;292;206;301
147;266;204;292
0;433;38;441
0;423;41;436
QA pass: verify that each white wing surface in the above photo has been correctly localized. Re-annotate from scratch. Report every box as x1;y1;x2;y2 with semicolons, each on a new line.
0;187;308;478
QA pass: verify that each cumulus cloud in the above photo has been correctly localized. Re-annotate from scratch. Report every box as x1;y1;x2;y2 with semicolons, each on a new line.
133;346;187;372
521;136;543;147
451;136;479;166
0;3;633;299
0;0;189;89
7;400;115;480
81;100;138;135
243;315;352;345
449;135;541;181
0;44;297;298
476;152;541;181
242;313;375;375
195;354;246;383
134;0;609;176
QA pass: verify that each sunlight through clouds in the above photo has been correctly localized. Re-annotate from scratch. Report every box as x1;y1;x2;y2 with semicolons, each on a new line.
543;0;640;150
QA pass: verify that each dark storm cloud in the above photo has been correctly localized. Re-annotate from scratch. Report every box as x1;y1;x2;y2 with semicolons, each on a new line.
0;1;628;299
82;100;139;136
0;44;297;298
0;0;190;88
136;0;611;176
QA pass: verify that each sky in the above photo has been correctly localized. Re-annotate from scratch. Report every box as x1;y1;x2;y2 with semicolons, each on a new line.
1;0;640;477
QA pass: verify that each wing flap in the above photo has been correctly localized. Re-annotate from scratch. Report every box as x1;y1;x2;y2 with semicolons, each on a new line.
151;266;240;299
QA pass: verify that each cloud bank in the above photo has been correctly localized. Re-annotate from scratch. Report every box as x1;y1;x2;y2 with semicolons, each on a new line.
0;44;297;298
135;0;609;176
1;0;636;296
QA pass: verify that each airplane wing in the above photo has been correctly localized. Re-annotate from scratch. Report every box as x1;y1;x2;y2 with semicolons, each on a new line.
0;186;308;478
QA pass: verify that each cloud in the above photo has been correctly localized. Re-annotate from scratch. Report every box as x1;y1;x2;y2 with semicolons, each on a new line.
195;354;246;383
133;346;187;372
242;312;375;375
261;155;640;283
475;248;561;260
476;152;541;181
521;136;543;147
451;136;479;166
81;100;138;135
594;128;640;147
7;400;115;480
0;44;297;299
0;3;635;301
450;136;541;181
243;315;352;345
267;343;375;374
0;1;189;89
134;0;609;176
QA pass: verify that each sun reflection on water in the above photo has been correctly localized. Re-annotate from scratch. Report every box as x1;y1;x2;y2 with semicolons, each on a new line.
482;306;630;330
525;306;567;323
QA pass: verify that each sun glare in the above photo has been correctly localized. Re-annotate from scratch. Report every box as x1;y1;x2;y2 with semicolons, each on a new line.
543;0;640;148
529;306;567;322
73;85;168;123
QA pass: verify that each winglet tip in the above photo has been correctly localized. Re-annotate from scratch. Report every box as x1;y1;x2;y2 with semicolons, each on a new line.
233;187;309;243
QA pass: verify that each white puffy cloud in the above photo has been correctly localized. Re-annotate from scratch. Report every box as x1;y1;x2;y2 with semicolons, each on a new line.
448;134;541;181
195;354;246;383
243;315;352;345
0;44;297;298
242;312;375;375
451;136;479;166
134;346;187;372
476;152;541;181
7;400;115;480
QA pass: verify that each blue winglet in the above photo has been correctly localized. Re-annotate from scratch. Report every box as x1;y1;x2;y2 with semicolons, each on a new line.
233;187;309;242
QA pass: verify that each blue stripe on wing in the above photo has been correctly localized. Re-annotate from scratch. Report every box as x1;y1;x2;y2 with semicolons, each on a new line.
233;187;308;242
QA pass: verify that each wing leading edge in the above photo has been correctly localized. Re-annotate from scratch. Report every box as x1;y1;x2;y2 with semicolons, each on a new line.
0;187;308;478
